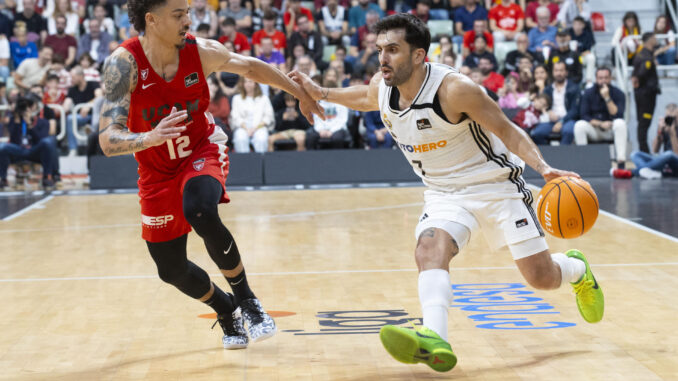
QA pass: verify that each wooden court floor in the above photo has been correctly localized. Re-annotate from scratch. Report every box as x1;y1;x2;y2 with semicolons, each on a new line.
1;187;677;381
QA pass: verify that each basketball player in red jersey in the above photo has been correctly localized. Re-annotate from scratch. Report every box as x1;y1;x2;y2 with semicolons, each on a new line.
98;0;323;349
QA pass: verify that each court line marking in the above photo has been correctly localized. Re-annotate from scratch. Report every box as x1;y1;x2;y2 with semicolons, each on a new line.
1;195;54;222
2;262;678;283
0;202;424;233
526;184;678;244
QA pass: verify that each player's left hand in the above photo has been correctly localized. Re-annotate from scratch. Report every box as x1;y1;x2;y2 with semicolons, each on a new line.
541;166;581;183
298;95;324;125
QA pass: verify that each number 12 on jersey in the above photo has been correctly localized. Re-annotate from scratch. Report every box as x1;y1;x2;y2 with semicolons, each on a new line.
167;136;192;160
412;160;426;176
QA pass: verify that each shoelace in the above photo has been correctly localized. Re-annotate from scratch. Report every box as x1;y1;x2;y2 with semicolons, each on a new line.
212;316;241;336
242;303;264;325
572;279;595;305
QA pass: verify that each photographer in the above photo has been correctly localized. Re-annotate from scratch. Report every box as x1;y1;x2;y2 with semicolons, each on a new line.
630;103;678;179
0;97;58;189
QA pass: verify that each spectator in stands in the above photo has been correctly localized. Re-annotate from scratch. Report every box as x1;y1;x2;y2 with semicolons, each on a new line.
557;0;590;29
530;61;578;145
118;3;138;41
409;0;431;23
478;56;504;92
442;50;459;68
219;0;252;36
515;56;534;92
284;0;315;37
613;11;641;65
288;14;324;68
206;74;231;141
13;45;52;91
48;55;71;93
363;110;392;149
464;66;499;100
497;73;526;109
431;35;453;63
12;0;46;43
527;7;557;55
269;92;309;151
525;0;558;29
10;23;38;69
429;0;451;20
574;67;628;171
0;10;11;40
230;77;273;153
489;0;524;43
630;103;678;178
85;0;115;21
348;0;384;34
454;0;488;47
63;66;101;156
77;18;112;65
46;0;79;37
84;4;115;37
42;73;66;114
503;32;543;76
569;16;596;86
44;15;77;66
317;0;349;46
190;0;218;37
463;35;497;69
307;75;349;149
194;23;211;39
334;45;354;77
252;0;284;33
513;92;551;132
532;63;549;94
653;15;676;65
78;53;100;82
252;10;287;56
462;18;494;57
353;31;379;76
632;32;660;154
218;18;251;55
0;96;58;189
257;36;286;71
329;58;350;87
349;9;379;60
0;34;9;84
546;30;583;84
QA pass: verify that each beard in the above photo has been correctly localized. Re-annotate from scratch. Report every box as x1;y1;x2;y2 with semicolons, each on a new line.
57;27;65;34
480;67;491;76
383;61;414;87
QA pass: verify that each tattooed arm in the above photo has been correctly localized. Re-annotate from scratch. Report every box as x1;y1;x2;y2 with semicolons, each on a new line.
98;49;188;157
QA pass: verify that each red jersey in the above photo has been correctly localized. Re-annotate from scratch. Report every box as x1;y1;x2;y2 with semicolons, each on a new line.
251;29;287;51
218;32;251;53
489;3;524;31
120;34;212;185
463;30;494;51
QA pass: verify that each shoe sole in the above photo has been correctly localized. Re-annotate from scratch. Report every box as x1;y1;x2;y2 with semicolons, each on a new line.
250;326;277;343
379;326;457;372
223;343;248;350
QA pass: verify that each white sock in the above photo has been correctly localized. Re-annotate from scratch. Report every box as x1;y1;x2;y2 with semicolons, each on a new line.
418;269;452;341
551;253;586;286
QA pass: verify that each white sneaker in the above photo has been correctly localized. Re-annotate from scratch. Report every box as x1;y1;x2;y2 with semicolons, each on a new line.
67;149;77;157
638;167;662;179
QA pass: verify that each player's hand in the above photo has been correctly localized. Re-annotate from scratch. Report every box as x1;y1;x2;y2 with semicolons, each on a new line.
288;70;322;101
144;107;187;147
289;70;325;123
541;166;581;183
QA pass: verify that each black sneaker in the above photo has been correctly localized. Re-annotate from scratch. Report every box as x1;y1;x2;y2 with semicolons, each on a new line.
213;308;248;350
0;178;8;190
240;298;277;343
42;178;55;190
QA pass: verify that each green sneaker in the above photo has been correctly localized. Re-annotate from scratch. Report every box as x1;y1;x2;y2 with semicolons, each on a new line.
379;325;457;372
567;249;604;323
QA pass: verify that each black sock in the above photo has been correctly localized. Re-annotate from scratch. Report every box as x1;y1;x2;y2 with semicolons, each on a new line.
205;286;235;315
226;270;255;305
618;161;626;169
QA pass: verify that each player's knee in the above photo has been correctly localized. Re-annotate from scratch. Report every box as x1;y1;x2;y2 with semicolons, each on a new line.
612;119;627;132
157;261;188;286
183;199;219;227
414;239;450;268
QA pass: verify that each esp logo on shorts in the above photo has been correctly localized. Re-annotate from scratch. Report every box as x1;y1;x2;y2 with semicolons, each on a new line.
142;214;174;227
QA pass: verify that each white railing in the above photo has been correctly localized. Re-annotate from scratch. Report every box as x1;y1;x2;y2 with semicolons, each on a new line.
70;103;93;142
46;104;67;141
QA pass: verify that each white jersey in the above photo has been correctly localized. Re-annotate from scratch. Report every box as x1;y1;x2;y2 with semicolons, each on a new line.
378;63;528;198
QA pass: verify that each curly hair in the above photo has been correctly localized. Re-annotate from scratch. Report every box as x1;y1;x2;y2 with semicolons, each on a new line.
128;0;168;32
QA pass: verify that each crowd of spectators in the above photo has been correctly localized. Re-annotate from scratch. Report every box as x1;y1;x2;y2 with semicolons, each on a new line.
1;0;678;189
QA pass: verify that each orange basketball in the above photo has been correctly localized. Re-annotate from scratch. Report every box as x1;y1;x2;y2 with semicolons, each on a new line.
536;177;599;239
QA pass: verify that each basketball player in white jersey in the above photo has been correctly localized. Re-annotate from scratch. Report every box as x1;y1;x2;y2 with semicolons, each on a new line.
289;13;604;372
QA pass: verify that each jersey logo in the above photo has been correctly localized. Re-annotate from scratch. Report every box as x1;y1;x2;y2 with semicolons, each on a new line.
419;212;429;222
141;68;149;81
416;118;432;130
515;218;528;228
142;83;156;90
193;158;205;171
185;72;199;87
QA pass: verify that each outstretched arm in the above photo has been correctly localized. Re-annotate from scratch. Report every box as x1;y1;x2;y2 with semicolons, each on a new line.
98;49;187;156
440;75;579;182
198;37;324;123
287;70;381;112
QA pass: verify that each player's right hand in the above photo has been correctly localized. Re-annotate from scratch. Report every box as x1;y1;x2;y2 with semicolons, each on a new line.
144;107;188;147
288;70;323;101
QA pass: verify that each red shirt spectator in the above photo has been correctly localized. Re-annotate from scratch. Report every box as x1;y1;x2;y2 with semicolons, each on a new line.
483;72;505;92
525;0;559;26
284;3;314;33
489;1;525;31
252;29;287;51
218;33;251;54
463;30;494;52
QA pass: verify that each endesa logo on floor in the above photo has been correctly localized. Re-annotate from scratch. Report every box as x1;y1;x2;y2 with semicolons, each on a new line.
451;283;576;330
